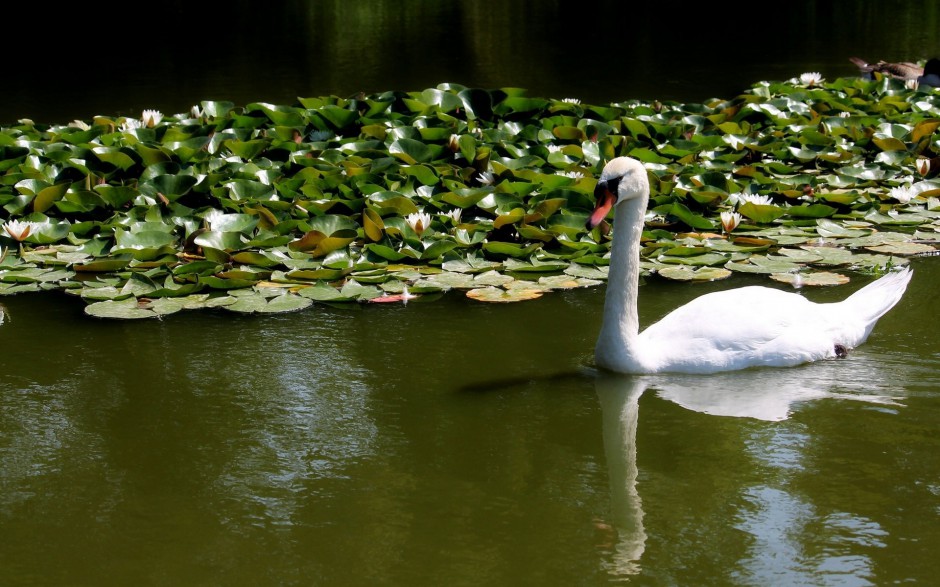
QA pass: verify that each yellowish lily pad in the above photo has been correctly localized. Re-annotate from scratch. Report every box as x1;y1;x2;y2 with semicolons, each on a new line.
538;275;602;289
657;266;732;281
466;286;543;302
769;271;850;286
473;270;515;287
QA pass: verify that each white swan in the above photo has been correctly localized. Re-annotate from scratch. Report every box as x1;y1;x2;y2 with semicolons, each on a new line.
586;156;913;375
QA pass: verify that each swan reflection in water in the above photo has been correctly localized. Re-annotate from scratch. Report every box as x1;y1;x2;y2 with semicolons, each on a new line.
592;361;904;578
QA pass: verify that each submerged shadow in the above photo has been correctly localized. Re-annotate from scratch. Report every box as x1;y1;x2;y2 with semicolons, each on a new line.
456;368;594;394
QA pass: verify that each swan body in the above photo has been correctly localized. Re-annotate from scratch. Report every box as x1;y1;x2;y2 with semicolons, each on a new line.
586;157;913;375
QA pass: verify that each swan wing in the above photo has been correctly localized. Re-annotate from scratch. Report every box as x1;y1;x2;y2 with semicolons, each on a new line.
639;286;837;372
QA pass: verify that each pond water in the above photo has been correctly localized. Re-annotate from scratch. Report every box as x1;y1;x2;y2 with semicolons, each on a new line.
1;261;939;585
3;1;940;585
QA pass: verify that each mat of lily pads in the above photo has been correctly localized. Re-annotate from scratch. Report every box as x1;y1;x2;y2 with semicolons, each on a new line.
0;74;938;319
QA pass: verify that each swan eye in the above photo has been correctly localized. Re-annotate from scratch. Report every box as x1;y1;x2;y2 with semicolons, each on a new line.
607;177;621;196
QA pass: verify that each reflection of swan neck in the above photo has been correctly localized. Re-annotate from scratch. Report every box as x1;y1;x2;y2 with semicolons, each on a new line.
597;377;647;576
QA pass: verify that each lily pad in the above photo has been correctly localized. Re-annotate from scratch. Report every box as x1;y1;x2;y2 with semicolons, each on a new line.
864;242;936;255
85;297;159;319
657;266;732;281
466;286;543;302
769;271;850;286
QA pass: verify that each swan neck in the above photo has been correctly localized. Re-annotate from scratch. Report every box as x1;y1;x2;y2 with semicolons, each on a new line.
601;197;645;352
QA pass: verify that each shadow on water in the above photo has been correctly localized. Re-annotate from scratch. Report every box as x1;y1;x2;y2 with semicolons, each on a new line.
456;368;595;394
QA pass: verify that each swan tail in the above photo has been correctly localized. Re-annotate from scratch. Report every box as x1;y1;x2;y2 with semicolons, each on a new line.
843;266;912;325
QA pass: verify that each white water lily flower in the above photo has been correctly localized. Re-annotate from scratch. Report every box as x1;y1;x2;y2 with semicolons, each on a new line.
562;98;581;104
476;171;495;185
442;208;462;223
142;109;163;128
917;157;931;176
3;219;36;241
720;211;742;234
889;185;915;204
68;120;91;130
799;72;823;86
558;170;583;179
546;144;562;153
120;118;142;131
906;78;920;90
405;211;432;236
739;194;775;206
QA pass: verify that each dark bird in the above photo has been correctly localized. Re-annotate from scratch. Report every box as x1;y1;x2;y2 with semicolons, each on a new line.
849;57;940;87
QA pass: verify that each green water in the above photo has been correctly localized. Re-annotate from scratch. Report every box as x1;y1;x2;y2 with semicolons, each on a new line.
1;259;938;585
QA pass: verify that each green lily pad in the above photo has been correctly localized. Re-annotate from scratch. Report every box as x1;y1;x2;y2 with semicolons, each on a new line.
85;297;158;319
473;270;515;287
865;242;936;255
816;219;871;238
416;271;475;290
297;282;350;302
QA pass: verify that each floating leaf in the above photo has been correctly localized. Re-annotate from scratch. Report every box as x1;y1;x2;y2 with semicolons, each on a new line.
389;138;441;164
297;282;349;302
738;202;786;223
865;242;936;255
466;286;543;302
769;272;850;286
815;219;871;238
85;297;158;319
32;183;69;214
657;266;732;281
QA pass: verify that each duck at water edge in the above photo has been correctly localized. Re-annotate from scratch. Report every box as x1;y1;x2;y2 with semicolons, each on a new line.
849;56;940;87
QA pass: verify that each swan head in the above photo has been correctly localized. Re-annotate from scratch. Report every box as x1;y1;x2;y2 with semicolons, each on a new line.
586;157;650;229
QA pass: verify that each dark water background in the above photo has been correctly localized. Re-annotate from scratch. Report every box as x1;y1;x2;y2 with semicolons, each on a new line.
2;1;940;585
4;0;939;124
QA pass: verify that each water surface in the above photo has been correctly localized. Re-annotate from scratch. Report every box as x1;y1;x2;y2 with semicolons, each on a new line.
2;260;938;585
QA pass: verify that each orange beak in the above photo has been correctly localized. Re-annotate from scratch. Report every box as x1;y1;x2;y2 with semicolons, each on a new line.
586;183;616;230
